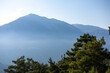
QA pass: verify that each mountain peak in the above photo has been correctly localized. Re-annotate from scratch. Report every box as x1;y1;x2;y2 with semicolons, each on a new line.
23;13;49;20
25;13;41;18
28;13;39;16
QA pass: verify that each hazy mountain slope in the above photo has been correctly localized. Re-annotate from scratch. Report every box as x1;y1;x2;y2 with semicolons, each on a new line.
73;24;110;49
0;14;83;65
73;24;109;37
0;63;7;73
0;14;82;37
73;24;103;33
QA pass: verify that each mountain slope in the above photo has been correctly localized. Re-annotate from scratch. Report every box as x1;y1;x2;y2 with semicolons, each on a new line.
73;24;110;49
73;24;103;32
73;24;109;37
0;14;82;38
0;14;83;65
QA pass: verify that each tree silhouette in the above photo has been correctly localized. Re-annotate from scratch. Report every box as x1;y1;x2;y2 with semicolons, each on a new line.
4;56;48;73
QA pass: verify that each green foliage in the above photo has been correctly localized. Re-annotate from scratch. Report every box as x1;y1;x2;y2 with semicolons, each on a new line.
63;34;110;73
4;33;110;73
88;67;98;73
106;68;110;73
4;56;48;73
48;58;60;73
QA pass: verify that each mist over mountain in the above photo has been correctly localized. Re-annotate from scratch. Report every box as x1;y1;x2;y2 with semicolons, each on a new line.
0;63;7;73
0;14;109;67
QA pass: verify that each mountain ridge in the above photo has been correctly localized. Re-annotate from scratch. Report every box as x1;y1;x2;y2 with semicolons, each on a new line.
0;14;109;66
0;14;82;37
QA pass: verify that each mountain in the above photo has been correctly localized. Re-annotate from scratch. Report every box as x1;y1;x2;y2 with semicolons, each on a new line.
73;24;104;33
0;14;82;39
0;14;83;65
73;24;110;49
73;24;109;35
0;14;109;66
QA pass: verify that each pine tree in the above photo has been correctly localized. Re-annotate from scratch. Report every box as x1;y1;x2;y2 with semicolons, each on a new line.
65;34;110;73
57;55;69;73
4;56;49;73
4;56;26;73
66;34;96;62
88;67;98;73
48;58;60;73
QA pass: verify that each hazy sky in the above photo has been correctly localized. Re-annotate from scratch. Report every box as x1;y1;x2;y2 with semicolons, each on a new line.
0;0;110;29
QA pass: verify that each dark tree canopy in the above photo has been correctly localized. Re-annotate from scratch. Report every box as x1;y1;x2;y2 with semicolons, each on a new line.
59;34;110;73
4;56;48;73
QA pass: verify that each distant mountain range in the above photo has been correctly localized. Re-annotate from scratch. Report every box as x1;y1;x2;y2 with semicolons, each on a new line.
73;24;109;36
73;24;110;48
0;14;109;72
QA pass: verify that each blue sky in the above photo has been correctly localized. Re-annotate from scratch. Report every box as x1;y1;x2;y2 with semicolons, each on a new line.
0;0;110;29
